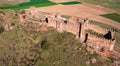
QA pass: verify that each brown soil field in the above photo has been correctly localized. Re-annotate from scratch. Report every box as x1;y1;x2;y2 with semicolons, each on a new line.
35;3;120;29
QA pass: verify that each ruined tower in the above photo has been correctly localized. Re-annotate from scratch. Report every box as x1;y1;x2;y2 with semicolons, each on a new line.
76;17;89;43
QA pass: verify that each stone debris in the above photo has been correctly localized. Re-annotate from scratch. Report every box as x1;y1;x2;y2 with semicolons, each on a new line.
113;60;120;66
4;23;14;31
90;57;97;63
86;57;97;65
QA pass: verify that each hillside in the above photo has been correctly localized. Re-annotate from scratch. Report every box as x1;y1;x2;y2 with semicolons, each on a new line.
0;10;113;66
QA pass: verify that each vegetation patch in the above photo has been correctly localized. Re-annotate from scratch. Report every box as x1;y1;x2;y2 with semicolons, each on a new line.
0;0;57;9
101;13;120;23
60;1;81;5
86;29;104;38
0;26;5;33
61;15;71;19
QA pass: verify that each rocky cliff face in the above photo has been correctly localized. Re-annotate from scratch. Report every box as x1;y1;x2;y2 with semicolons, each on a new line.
0;0;30;4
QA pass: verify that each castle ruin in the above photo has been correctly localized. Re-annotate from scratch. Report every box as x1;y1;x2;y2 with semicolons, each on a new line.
20;7;116;57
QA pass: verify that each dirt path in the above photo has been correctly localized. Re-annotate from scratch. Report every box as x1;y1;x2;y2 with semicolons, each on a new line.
35;3;120;29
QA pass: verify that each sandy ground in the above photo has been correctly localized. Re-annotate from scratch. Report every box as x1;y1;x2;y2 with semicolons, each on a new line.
35;3;120;29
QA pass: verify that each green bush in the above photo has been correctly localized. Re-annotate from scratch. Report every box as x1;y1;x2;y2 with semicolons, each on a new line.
41;40;49;50
0;26;5;33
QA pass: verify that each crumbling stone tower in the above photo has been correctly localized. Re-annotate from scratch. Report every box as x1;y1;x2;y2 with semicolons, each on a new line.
74;17;89;43
47;14;89;43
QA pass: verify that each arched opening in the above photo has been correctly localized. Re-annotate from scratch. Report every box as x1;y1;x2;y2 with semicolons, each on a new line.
63;18;67;24
78;23;82;38
84;33;88;43
45;17;48;23
104;31;112;40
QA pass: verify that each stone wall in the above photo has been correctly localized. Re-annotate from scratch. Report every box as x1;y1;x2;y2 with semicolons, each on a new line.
88;34;115;51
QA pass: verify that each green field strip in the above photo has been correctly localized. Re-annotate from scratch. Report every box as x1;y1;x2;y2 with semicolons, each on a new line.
101;13;120;23
60;1;81;5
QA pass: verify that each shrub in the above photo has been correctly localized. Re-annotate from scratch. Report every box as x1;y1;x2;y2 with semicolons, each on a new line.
0;26;5;33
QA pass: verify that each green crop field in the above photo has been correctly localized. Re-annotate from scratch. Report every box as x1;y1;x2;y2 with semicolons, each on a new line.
0;0;56;9
101;13;120;23
60;1;81;5
78;0;120;12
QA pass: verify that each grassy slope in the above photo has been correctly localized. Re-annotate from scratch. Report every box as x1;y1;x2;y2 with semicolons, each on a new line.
78;0;120;13
0;26;112;66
